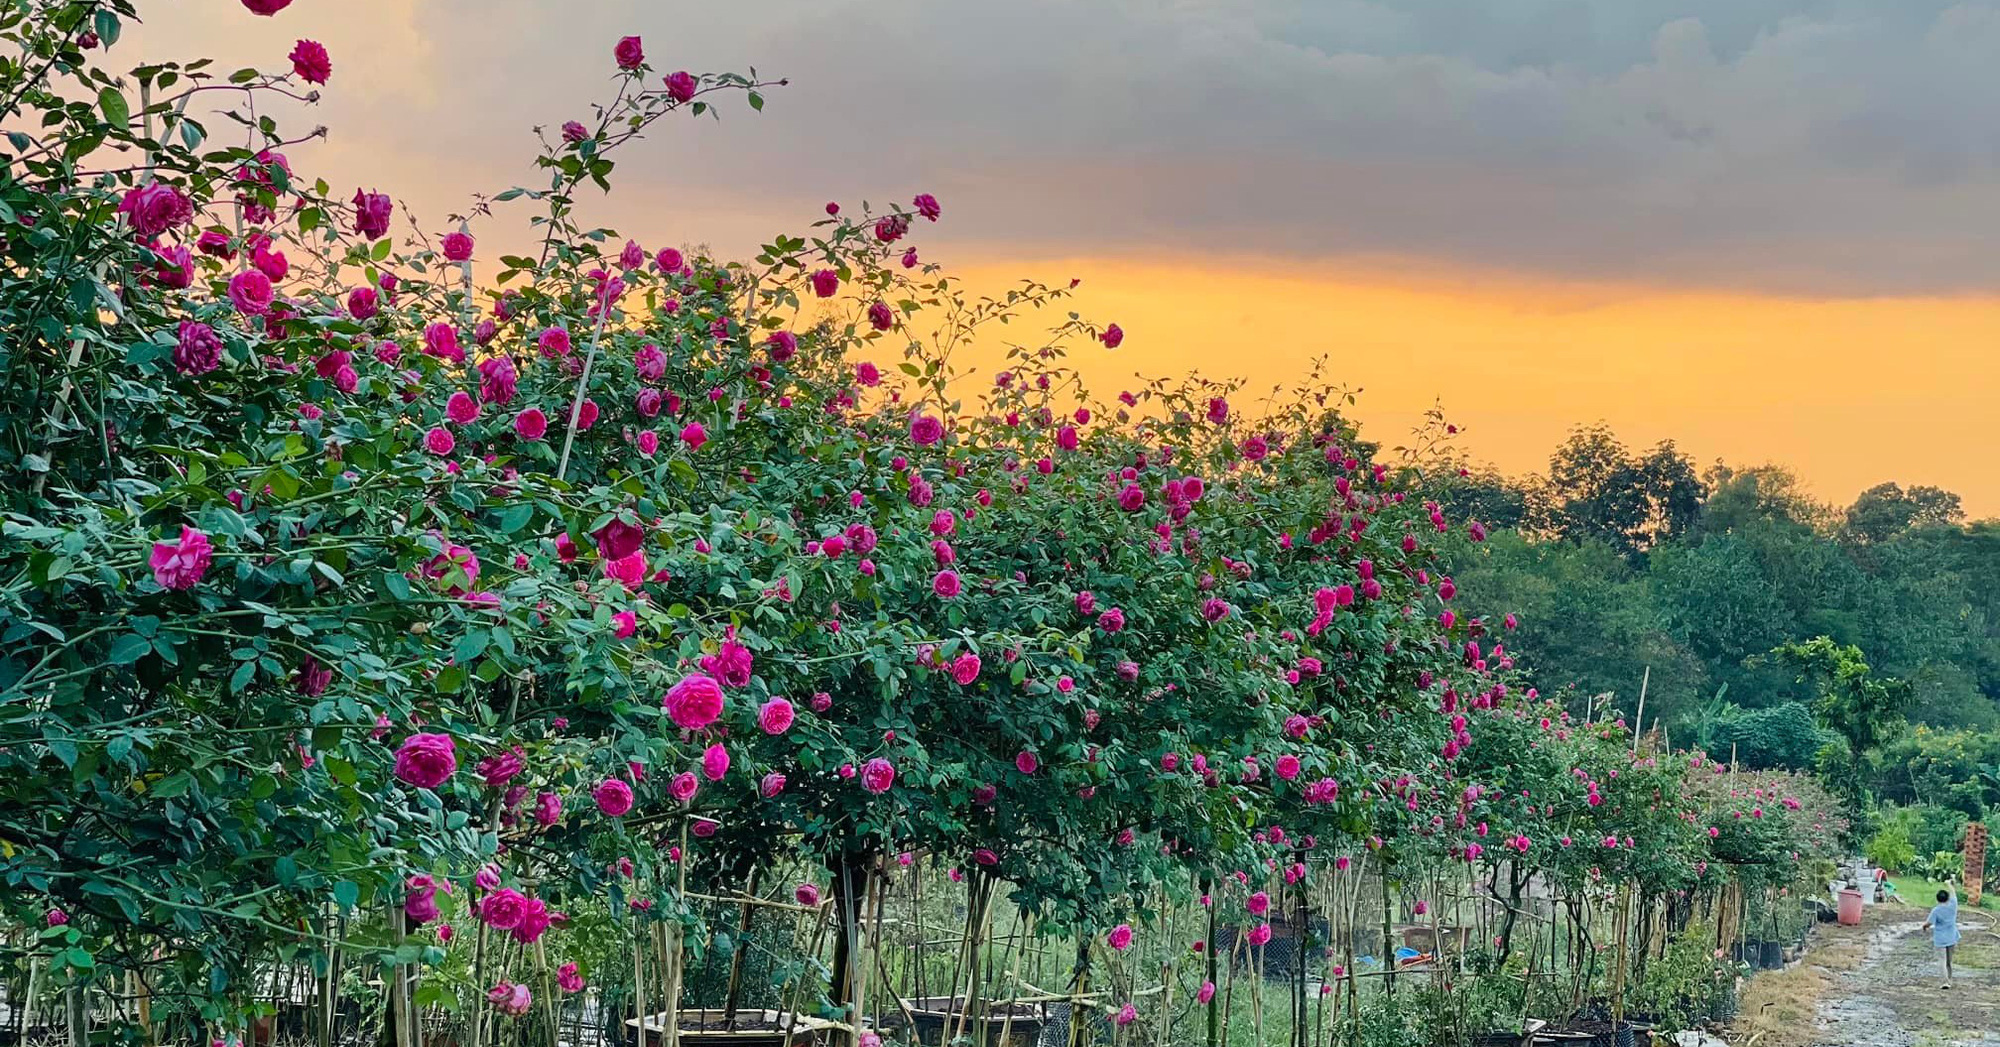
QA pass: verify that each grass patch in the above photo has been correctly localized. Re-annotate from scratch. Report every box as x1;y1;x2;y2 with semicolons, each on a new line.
1884;874;2000;911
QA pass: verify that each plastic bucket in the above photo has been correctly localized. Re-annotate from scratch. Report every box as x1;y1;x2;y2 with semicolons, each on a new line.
1837;889;1863;926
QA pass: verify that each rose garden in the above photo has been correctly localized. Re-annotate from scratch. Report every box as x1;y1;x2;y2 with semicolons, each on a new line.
0;2;1866;1046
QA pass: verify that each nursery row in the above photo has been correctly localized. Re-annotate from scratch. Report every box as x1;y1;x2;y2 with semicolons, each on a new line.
0;2;1846;1044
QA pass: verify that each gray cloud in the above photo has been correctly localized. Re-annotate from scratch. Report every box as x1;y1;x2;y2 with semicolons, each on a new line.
148;0;2000;294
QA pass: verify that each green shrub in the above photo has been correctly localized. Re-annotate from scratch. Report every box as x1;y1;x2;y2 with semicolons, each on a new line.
1865;819;1916;872
1697;702;1833;770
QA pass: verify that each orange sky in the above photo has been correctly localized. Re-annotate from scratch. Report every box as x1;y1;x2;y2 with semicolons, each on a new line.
950;256;2000;518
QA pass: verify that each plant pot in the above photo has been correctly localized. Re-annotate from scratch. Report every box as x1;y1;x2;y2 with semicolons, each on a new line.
1759;940;1784;969
885;996;1048;1047
1469;1031;1528;1047
626;1009;836;1047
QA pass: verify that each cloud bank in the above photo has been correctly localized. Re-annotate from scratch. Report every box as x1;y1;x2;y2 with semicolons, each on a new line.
149;0;2000;294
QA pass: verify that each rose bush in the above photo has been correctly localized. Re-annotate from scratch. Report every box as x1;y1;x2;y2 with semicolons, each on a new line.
0;2;1818;1044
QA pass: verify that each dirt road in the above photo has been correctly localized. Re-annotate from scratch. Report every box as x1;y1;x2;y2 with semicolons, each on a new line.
1802;902;1998;1047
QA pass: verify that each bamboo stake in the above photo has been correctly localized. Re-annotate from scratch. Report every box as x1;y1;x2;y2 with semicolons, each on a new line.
554;295;614;481
633;928;647;1047
1156;886;1173;1047
994;913;1033;1047
663;821;690;1047
1633;667;1649;755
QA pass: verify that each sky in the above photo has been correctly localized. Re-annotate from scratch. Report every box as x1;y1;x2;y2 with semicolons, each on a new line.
136;0;2000;516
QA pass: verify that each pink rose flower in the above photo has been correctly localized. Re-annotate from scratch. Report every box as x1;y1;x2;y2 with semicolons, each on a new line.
758;697;795;735
393;733;457;789
289;39;330;83
593;778;634;817
150;525;213;590
615;35;645;69
228;270;274;315
664;673;725;730
860;758;896;794
702;743;731;781
118;183;191;237
351;189;393;240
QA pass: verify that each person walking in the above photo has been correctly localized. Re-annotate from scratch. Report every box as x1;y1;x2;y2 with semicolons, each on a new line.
1921;887;1960;988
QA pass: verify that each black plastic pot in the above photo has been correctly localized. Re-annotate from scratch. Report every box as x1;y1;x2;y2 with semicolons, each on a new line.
1760;940;1784;969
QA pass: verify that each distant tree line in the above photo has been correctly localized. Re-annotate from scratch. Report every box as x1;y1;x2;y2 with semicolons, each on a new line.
1439;423;1999;815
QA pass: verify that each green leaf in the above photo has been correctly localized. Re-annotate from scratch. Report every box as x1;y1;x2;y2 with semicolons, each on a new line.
108;633;151;665
93;10;122;47
149;772;192;799
333;880;360;911
493;504;534;534
97;88;129;128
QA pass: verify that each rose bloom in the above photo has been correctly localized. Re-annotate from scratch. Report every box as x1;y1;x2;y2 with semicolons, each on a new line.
289;38;331;84
758;697;795;735
150;524;213;589
394;733;457;789
118;183;191;237
228;270;274;315
352;188;393;240
860;757;896;794
615;35;645;69
592;778;634;817
441;231;474;262
663;673;725;730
